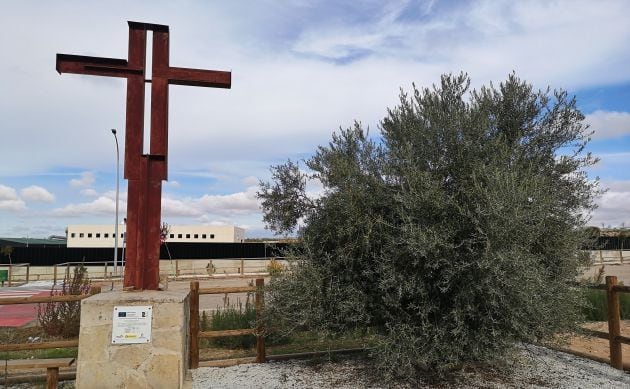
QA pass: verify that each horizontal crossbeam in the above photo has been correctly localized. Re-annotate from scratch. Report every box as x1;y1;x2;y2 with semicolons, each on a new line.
155;67;231;88
56;54;142;77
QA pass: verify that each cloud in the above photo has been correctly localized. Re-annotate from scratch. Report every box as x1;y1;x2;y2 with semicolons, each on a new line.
241;176;259;186
80;188;98;197
162;198;202;217
591;180;630;227
585;110;630;139
69;172;95;188
51;196;120;217
0;185;26;212
20;185;55;203
1;1;629;236
0;199;27;212
164;180;181;188
162;186;260;218
0;185;19;201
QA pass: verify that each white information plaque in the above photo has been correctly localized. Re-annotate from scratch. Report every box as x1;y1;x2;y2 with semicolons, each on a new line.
112;306;152;344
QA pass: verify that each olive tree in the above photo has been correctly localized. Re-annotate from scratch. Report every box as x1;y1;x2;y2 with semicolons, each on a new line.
258;73;599;379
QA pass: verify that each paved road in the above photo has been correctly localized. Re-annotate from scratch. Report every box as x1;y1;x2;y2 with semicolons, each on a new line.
0;283;57;327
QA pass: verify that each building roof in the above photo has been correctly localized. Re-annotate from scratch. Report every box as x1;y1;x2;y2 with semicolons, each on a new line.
0;237;67;247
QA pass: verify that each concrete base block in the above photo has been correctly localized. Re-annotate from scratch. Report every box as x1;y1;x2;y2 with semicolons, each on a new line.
76;290;190;389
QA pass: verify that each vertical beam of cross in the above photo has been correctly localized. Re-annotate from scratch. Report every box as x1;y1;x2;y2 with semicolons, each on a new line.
57;21;231;290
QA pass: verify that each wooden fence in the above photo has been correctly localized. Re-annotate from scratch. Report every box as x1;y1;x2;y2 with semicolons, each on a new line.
188;279;265;368
579;275;630;370
0;286;100;353
8;275;626;374
187;279;367;368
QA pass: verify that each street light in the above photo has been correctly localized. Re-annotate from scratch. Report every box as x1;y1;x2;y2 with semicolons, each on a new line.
121;217;127;276
111;129;120;276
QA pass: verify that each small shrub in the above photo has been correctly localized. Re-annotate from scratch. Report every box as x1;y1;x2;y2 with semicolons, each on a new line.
267;259;284;276
199;310;211;348
207;290;289;349
37;264;91;338
579;265;630;321
210;296;257;349
582;289;630;321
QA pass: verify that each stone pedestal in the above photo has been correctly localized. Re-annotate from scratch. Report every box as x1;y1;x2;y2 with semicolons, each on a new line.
75;290;190;389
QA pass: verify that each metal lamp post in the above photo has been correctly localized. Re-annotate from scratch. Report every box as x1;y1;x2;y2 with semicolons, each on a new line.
121;217;127;276
111;129;120;276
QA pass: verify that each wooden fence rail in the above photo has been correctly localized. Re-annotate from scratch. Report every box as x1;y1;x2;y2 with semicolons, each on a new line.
188;279;265;368
0;286;100;354
574;275;630;370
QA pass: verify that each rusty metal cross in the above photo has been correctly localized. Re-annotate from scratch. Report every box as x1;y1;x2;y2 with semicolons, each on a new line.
57;21;231;290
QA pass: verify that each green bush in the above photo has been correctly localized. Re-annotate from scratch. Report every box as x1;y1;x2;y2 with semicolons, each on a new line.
209;297;257;349
582;288;630;321
202;292;290;349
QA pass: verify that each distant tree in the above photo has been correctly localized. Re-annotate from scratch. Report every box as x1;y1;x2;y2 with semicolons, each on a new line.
1;245;13;265
160;222;173;261
258;73;600;379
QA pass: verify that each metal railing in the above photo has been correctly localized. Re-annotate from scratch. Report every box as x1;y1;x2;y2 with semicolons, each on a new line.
0;263;30;287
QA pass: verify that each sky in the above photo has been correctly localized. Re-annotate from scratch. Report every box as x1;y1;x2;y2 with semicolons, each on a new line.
0;0;629;239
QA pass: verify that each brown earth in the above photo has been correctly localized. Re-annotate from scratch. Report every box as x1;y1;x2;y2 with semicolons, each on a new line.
563;321;630;365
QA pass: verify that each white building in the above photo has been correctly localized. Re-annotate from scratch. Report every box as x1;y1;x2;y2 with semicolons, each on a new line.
66;224;245;248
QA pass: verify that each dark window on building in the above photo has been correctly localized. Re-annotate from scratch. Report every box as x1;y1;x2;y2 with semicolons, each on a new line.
186;234;191;239
202;234;207;239
79;233;84;238
104;233;109;238
71;233;76;238
194;234;199;239
96;233;101;238
170;234;174;239
178;234;182;239
88;233;93;238
210;234;215;239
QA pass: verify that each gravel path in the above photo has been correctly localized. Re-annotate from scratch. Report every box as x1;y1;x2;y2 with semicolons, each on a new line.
192;345;630;388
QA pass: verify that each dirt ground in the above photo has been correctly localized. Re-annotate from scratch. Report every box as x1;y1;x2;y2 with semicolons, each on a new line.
565;321;630;365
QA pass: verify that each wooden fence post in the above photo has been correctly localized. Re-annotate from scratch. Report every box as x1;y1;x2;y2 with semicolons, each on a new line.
255;278;266;363
53;265;57;285
606;275;623;369
26;265;30;284
189;281;200;369
8;265;12;287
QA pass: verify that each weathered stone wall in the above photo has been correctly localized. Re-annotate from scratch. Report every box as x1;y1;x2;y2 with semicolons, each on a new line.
75;290;190;389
